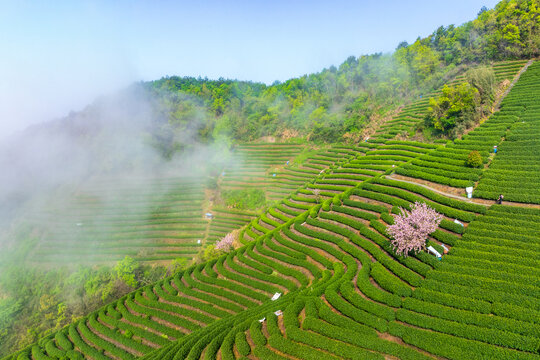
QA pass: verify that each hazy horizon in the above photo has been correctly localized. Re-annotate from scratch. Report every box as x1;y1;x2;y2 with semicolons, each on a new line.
0;0;499;138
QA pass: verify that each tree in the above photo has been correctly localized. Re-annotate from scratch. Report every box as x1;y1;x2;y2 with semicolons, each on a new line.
396;41;409;50
196;245;224;263
425;83;479;137
465;66;496;108
396;40;441;81
386;202;443;257
466;150;483;168
167;258;189;276
502;23;522;45
478;6;488;16
114;256;138;288
312;189;322;204
216;232;235;252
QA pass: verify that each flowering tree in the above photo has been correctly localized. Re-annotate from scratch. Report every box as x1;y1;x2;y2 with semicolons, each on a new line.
386;201;442;257
312;188;321;203
216;232;235;252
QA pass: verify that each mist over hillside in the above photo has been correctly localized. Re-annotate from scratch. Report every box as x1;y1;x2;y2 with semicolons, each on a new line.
0;85;234;226
0;85;234;355
0;0;538;357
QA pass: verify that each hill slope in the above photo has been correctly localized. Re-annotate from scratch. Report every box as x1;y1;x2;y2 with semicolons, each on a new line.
8;140;540;359
1;1;540;358
7;60;540;357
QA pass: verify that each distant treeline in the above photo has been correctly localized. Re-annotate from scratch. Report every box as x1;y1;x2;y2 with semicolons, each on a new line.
143;0;539;150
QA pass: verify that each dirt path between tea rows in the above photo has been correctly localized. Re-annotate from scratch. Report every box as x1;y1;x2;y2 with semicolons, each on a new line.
386;174;540;210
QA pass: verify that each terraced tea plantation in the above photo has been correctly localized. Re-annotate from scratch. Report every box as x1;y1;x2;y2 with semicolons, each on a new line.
266;145;365;202
241;141;439;243
5;62;540;360
374;59;529;141
221;143;304;197
220;143;369;203
475;61;540;203
24;143;345;265
10;132;540;359
26;176;207;264
206;208;256;245
396;62;540;194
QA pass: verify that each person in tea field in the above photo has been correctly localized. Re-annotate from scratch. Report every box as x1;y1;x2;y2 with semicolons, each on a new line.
496;194;504;204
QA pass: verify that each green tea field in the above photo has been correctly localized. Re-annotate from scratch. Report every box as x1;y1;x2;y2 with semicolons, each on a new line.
7;60;540;360
3;7;540;356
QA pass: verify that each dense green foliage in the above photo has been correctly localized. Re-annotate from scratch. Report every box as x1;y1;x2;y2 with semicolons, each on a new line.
466;66;497;107
146;55;407;146
141;0;538;148
424;66;498;138
466;150;483;167
426;83;479;135
395;1;539;65
424;65;499;138
0;257;186;356
222;188;266;210
374;60;527;141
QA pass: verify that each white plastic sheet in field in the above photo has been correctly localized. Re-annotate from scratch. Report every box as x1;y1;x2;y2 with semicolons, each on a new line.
427;246;442;258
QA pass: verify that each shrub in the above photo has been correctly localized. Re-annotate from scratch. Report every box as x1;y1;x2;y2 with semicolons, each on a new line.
466;150;483;168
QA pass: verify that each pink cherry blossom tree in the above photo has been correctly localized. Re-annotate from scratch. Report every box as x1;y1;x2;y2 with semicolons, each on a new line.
215;232;235;252
386;201;442;257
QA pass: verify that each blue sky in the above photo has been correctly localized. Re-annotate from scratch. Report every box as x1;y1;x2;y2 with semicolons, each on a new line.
0;0;500;137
